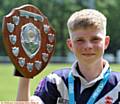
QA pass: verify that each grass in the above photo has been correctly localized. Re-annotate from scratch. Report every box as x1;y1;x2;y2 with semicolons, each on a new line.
0;63;70;101
0;63;120;101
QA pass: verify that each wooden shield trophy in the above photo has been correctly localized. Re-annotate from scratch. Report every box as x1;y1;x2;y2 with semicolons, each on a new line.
2;4;55;78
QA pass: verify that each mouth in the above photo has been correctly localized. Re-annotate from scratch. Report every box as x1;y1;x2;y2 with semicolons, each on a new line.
82;53;95;57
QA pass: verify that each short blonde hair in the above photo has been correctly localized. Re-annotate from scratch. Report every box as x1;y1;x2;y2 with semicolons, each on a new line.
67;9;107;37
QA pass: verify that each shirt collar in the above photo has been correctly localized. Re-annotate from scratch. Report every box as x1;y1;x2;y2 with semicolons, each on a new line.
71;60;110;86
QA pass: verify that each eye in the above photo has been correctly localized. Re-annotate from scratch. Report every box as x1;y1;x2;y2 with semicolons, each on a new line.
76;39;84;42
91;37;102;43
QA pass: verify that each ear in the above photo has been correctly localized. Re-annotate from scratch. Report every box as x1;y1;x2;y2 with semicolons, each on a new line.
104;36;110;50
66;39;73;52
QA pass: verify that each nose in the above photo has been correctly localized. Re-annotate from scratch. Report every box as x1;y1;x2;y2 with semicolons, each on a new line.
84;41;93;51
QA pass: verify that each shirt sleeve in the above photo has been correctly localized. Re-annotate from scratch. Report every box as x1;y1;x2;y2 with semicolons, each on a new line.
34;75;61;104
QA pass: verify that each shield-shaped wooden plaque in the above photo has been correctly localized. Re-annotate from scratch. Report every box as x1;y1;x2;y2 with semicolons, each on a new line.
2;4;56;78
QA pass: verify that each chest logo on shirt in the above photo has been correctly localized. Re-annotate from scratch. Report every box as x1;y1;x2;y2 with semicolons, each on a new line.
57;97;68;104
105;96;113;104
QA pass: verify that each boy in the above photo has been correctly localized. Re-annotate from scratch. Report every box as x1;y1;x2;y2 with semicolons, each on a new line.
16;9;120;104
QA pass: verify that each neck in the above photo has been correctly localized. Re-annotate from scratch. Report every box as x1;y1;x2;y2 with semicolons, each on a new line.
78;60;104;82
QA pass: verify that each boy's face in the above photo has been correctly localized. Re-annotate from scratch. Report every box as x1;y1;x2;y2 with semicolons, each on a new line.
67;27;110;65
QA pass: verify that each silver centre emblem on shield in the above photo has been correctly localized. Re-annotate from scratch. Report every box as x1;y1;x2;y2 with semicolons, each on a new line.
21;23;41;59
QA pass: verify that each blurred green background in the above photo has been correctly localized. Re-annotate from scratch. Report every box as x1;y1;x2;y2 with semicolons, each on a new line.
1;0;120;57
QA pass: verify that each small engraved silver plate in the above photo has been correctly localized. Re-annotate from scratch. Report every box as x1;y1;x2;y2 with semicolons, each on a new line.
21;23;41;59
18;57;25;67
12;47;19;57
27;63;33;72
9;34;17;45
43;25;49;34
48;33;55;43
19;10;44;22
47;44;53;53
7;23;15;33
12;16;20;25
42;53;48;62
35;60;42;70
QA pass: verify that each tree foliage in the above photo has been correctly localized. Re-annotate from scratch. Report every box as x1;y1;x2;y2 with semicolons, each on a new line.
0;0;120;56
96;0;120;55
0;0;80;56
